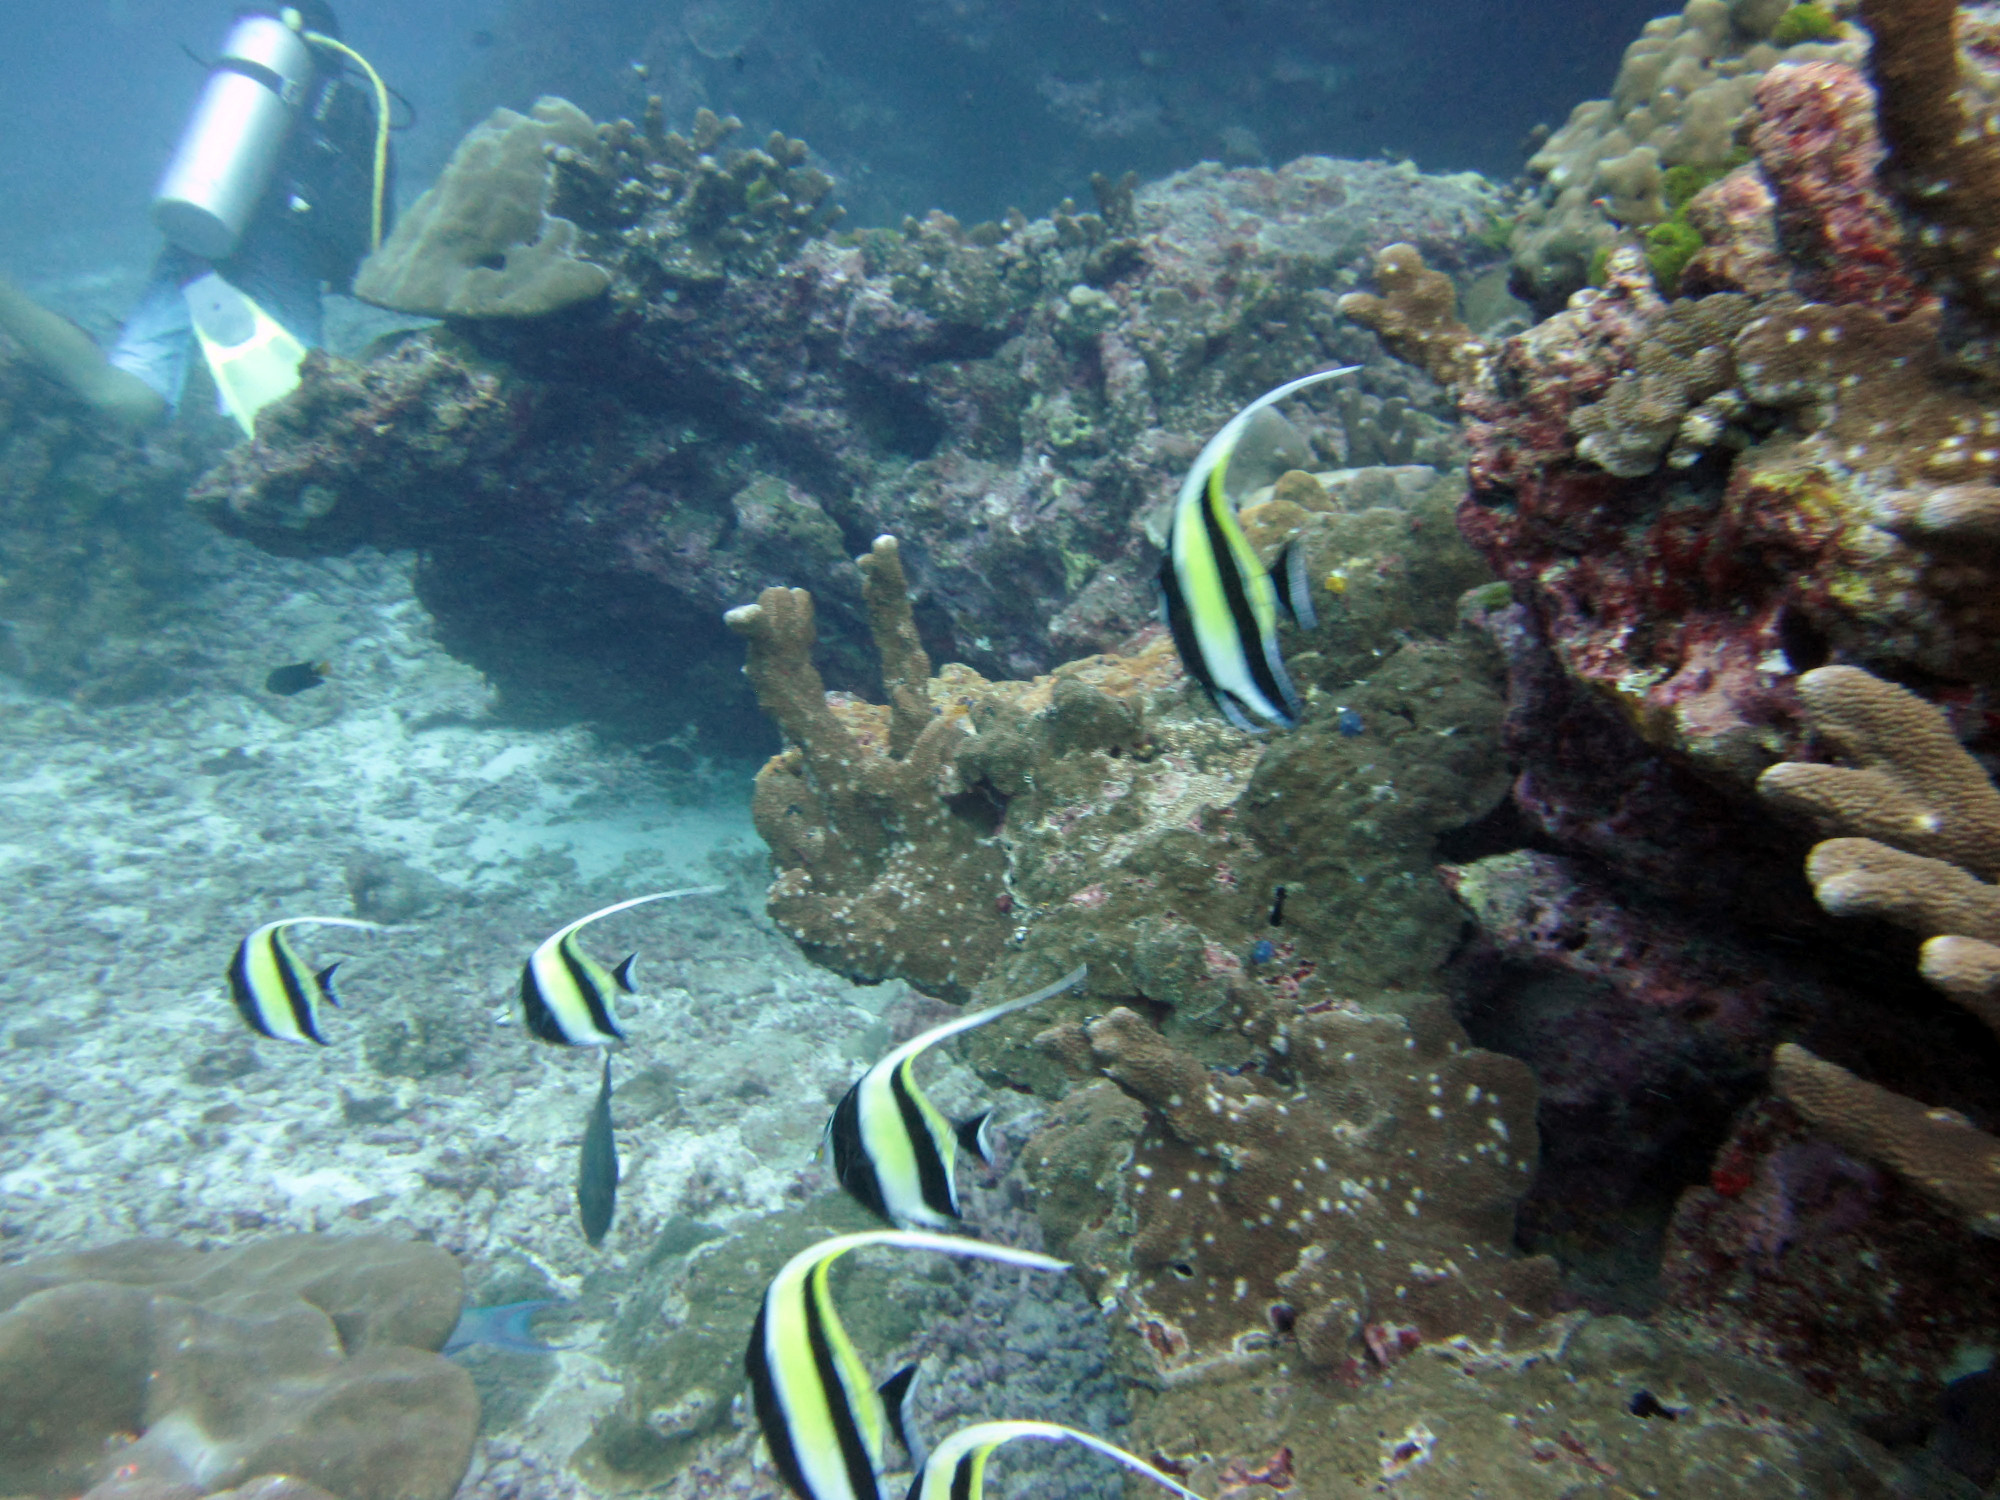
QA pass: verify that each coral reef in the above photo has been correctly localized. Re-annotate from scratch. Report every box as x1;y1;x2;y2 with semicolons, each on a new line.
1139;1310;1914;1499
0;1235;476;1500
190;100;1503;738
1860;0;2000;339
1757;666;2000;1235
1508;0;1863;312
727;452;1504;1012
1663;1095;2000;1441
1348;41;2000;791
1332;11;2000;1436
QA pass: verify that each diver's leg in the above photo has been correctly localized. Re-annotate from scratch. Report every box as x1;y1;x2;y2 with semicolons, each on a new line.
106;246;208;417
0;274;167;427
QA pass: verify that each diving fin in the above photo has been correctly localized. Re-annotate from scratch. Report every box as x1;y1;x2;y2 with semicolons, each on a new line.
183;272;306;437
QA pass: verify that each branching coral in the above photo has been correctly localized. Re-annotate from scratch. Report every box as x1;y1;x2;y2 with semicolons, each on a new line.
1757;665;2000;1234
725;536;1008;1001
1336;243;1483;393
1859;0;2000;331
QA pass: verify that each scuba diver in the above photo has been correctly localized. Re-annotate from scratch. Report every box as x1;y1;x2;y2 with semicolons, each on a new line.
0;3;393;435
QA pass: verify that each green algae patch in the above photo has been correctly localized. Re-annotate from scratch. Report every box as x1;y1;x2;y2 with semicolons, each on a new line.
1771;2;1840;44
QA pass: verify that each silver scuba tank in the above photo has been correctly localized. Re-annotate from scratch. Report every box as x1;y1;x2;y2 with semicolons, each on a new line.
151;13;318;261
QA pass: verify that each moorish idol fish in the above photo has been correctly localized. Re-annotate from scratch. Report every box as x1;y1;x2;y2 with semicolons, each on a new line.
907;1421;1207;1500
520;886;721;1046
825;966;1087;1229
1157;365;1359;731
747;1230;1068;1500
578;1049;618;1246
226;916;401;1044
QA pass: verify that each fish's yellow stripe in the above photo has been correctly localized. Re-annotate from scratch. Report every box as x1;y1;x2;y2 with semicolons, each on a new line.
859;1064;930;1226
757;1234;1071;1500
811;1254;885;1464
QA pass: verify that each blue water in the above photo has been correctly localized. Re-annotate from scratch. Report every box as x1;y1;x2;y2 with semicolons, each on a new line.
2;0;1667;275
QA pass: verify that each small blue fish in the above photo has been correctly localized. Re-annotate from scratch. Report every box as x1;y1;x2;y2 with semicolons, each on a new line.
443;1299;560;1357
1249;939;1276;966
1335;706;1365;737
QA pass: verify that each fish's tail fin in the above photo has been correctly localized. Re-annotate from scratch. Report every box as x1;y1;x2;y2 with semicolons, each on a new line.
612;952;640;992
954;1110;997;1167
562;885;725;939
316;961;343;1008
880;1362;923;1465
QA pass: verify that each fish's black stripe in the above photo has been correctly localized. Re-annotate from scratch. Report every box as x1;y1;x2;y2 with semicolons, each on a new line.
226;938;277;1040
270;930;327;1045
890;1060;957;1221
804;1264;881;1500
559;935;625;1041
950;1454;975;1500
520;961;568;1044
1157;559;1221;701
1197;480;1294;720
829;1083;891;1222
746;1302;814;1500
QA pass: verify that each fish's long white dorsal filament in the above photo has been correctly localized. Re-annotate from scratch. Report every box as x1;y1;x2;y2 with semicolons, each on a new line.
1178;365;1360;513
921;1421;1209;1500
873;965;1087;1074
549;885;724;947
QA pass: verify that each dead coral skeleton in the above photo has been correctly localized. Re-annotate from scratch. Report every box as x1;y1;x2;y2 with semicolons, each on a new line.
1757;664;2000;1235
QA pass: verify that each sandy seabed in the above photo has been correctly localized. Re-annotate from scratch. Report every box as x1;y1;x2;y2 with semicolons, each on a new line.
0;524;965;1498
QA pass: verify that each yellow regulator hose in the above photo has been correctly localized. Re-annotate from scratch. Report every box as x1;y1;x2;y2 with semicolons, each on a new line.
286;11;392;252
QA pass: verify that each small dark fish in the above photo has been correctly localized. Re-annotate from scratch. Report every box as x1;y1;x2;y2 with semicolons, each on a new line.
1249;939;1276;966
265;660;329;696
470;27;495;47
443;1299;559;1357
1268;885;1286;927
579;1051;618;1247
1335;706;1365;737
